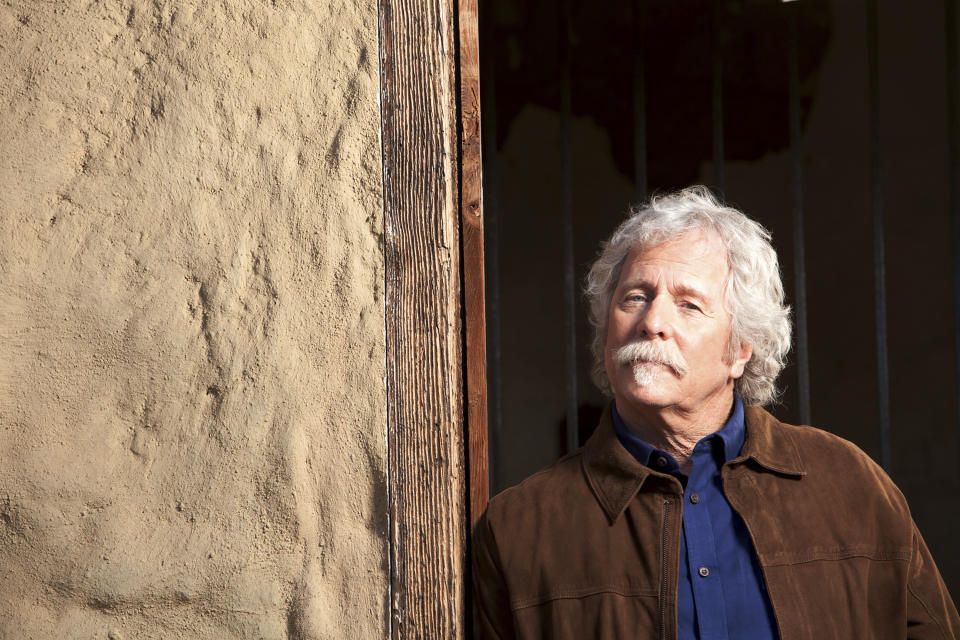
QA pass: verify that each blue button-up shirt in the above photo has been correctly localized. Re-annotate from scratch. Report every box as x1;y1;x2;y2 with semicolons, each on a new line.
612;397;779;639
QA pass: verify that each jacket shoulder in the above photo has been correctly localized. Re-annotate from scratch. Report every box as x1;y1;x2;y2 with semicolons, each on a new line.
776;419;893;479
484;450;593;528
746;405;893;480
748;408;912;526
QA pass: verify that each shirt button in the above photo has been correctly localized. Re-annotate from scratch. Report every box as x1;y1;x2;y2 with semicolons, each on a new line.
689;493;700;504
698;566;710;578
656;456;668;467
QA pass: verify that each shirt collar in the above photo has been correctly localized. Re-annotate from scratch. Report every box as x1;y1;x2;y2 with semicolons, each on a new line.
583;402;805;524
610;396;746;469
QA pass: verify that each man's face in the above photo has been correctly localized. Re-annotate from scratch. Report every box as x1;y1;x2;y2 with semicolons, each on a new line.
603;230;751;420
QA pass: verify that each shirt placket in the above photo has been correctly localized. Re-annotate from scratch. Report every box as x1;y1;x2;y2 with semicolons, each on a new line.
682;440;730;639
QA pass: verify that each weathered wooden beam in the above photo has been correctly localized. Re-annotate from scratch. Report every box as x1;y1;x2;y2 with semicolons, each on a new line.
457;0;489;531
479;0;503;497
378;0;469;636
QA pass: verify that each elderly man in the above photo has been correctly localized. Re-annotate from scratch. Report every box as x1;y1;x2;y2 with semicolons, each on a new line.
473;187;959;639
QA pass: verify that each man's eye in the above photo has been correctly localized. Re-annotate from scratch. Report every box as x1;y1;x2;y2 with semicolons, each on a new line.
626;294;647;303
682;301;701;312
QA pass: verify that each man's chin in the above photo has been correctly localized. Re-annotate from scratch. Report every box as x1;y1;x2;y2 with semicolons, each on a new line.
619;385;676;413
631;362;669;387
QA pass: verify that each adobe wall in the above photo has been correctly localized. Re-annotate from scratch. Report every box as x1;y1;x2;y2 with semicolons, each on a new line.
0;1;388;637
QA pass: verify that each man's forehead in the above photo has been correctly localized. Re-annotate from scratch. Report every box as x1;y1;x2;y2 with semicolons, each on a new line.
621;230;729;280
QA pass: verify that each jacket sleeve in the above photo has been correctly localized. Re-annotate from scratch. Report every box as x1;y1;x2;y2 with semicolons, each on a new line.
473;511;516;640
906;522;960;639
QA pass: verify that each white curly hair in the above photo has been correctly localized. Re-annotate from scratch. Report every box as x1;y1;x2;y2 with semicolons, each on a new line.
584;186;792;406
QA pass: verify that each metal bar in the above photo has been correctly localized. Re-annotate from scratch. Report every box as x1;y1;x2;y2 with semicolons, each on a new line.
712;2;725;197
633;0;648;203
788;2;811;425
479;0;503;494
560;0;578;452
867;0;892;471
946;0;960;459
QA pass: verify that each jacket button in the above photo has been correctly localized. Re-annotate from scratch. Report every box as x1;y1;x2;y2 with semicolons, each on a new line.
698;566;710;578
655;456;668;467
690;493;700;504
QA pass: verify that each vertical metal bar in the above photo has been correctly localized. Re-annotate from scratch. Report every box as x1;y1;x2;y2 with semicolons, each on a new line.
712;2;725;197
788;3;811;425
560;0;578;452
946;0;960;455
479;0;503;493
867;0;892;471
633;0;648;203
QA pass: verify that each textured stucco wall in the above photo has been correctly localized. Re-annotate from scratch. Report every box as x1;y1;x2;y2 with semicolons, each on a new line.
0;1;387;638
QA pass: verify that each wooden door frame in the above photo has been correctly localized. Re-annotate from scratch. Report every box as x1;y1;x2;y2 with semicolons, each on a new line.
378;0;487;636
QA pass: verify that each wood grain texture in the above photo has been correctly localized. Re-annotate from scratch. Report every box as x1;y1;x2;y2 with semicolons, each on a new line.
457;0;489;532
379;0;469;638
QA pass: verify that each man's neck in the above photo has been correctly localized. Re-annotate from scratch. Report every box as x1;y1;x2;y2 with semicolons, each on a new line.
616;392;736;474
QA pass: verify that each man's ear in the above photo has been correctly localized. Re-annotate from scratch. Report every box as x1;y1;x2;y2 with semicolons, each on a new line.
729;341;752;380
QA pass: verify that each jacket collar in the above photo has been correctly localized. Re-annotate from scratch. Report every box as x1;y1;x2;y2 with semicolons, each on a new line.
582;405;653;524
582;403;806;523
736;405;807;478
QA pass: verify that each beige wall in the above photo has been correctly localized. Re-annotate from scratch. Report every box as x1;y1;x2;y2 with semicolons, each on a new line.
0;0;388;637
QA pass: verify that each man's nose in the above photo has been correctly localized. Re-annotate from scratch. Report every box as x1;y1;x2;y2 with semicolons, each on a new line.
639;295;673;339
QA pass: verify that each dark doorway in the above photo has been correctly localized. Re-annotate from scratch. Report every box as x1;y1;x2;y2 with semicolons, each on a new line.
481;0;960;595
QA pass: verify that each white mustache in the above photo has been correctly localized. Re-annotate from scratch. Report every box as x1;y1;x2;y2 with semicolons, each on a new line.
614;340;689;378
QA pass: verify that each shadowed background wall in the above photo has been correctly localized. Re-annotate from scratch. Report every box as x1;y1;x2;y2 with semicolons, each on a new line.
0;1;388;638
483;0;960;595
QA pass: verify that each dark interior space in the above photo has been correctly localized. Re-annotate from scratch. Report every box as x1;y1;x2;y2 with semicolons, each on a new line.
481;0;960;595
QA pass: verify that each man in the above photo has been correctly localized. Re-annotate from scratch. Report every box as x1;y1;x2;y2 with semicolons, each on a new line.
473;186;960;639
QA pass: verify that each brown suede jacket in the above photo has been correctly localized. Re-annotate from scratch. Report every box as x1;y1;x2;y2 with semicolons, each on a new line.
474;405;960;639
